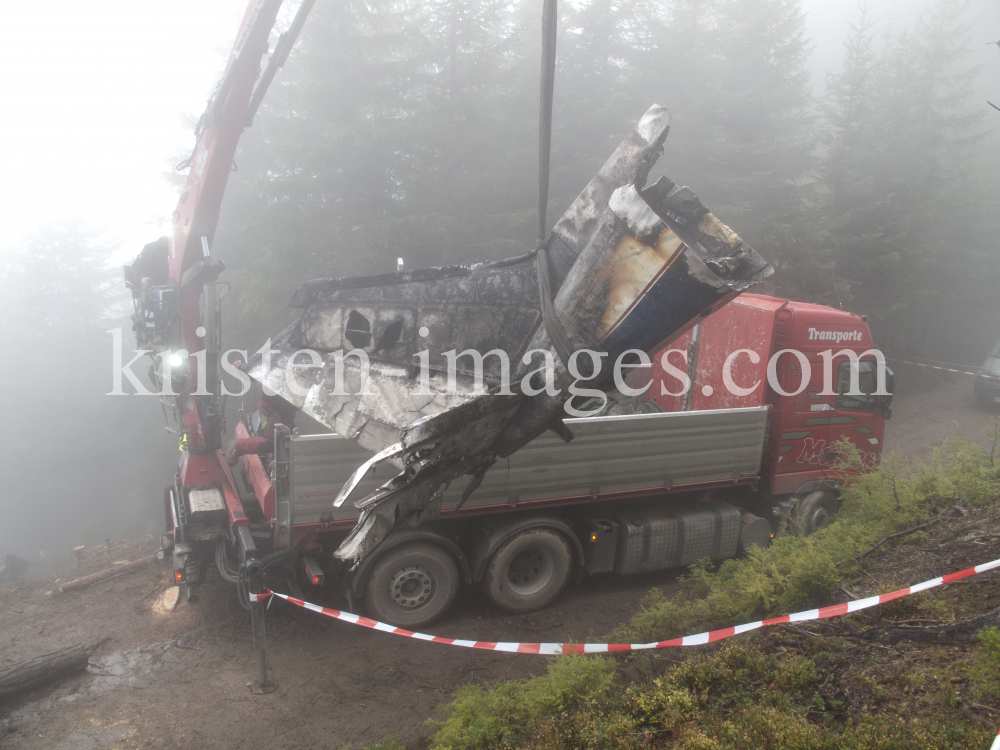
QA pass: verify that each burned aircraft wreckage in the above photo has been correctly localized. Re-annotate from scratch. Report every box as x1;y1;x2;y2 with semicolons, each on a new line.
245;104;773;564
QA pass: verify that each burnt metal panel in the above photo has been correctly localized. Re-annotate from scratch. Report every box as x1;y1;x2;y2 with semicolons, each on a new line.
244;104;773;564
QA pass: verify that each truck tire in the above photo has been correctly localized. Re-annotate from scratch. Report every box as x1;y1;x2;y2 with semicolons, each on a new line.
482;529;573;613
795;491;837;536
362;543;459;628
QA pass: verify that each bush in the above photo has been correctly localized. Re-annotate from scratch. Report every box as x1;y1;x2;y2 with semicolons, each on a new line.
969;626;1000;701
429;655;615;749
363;737;405;750
429;637;994;749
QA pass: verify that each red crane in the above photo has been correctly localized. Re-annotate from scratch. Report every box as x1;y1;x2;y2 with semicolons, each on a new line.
124;0;315;688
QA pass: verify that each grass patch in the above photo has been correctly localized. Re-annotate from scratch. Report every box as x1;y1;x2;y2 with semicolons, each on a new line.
431;639;993;749
969;627;1000;702
428;653;616;748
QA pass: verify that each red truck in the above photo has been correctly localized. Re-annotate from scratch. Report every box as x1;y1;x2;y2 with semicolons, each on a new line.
217;291;892;629
130;2;891;684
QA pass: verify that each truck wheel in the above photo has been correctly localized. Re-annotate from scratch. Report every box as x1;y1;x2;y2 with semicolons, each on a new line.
795;491;837;535
362;543;459;628
482;529;573;613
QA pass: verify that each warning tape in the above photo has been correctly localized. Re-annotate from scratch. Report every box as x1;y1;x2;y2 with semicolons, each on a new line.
887;357;1000;381
993;728;1000;750
266;555;1000;655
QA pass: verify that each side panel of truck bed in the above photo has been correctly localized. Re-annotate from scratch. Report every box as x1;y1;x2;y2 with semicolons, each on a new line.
285;407;769;527
447;407;768;509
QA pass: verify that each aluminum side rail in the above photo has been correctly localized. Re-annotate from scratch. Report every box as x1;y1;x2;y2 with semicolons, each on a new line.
274;407;769;529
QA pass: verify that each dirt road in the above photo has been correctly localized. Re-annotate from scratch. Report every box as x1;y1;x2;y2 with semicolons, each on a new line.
0;542;680;749
1;378;996;750
883;374;998;461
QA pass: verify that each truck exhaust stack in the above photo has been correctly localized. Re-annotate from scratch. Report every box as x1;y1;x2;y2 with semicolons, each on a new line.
245;104;773;564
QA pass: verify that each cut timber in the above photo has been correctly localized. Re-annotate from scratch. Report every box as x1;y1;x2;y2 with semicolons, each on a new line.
161;585;180;611
57;554;155;594
0;645;88;701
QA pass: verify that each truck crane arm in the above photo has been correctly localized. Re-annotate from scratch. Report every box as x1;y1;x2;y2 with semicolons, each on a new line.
169;0;313;455
126;0;315;610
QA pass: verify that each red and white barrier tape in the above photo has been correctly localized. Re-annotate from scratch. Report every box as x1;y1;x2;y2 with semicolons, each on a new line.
264;555;1000;655
993;728;1000;750
888;357;1000;381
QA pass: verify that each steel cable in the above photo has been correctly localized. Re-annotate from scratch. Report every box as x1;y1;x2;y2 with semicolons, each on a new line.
533;0;574;370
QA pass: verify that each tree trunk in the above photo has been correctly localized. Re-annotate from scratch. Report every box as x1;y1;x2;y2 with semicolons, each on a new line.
874;605;1000;645
0;646;89;701
57;555;154;594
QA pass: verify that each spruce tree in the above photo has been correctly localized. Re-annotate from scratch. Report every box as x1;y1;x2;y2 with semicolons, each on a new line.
821;0;997;358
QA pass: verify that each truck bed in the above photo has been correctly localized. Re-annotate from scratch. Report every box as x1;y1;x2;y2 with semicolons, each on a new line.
276;407;769;530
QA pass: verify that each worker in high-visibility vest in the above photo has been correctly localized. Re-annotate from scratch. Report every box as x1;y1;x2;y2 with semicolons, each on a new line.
226;393;297;466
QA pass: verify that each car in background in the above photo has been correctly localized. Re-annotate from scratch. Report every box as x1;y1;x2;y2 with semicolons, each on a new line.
974;338;1000;406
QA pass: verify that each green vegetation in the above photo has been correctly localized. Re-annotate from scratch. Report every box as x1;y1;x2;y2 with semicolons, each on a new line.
362;737;407;750
430;655;617;749
969;627;1000;701
426;436;1000;749
430;642;994;749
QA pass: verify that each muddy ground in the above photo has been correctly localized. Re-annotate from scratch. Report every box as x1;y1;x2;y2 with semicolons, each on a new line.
1;376;997;750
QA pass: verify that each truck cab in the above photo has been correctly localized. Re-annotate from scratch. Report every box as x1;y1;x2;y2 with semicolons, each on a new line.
648;293;892;525
764;300;890;495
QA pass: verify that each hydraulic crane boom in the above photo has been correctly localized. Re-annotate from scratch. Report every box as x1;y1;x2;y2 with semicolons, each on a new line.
169;0;313;454
121;0;315;620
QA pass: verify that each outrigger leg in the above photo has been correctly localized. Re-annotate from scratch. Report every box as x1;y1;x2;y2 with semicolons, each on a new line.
238;526;276;693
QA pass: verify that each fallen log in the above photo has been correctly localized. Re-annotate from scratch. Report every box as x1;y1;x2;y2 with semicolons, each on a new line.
57;555;155;594
835;519;940;567
874;605;1000;645
0;646;89;701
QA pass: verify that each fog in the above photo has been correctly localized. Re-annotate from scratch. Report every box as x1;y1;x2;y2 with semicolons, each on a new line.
1;0;998;564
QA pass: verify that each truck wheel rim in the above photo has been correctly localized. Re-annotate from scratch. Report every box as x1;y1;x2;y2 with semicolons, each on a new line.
506;548;554;596
810;507;829;531
387;564;433;610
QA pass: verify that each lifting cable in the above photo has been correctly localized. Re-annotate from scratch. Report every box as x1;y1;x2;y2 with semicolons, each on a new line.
533;0;574;369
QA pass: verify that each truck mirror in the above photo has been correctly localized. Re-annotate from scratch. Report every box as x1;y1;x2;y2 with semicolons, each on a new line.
881;366;895;407
876;366;893;419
